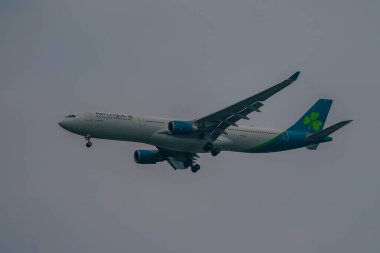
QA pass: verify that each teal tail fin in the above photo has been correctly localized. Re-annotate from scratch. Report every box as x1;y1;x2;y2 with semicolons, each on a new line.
288;99;333;133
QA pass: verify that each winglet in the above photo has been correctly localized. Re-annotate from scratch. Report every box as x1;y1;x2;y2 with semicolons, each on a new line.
288;71;300;81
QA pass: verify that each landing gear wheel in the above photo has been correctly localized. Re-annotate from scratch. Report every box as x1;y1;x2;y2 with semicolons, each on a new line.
183;160;193;168
211;147;221;156
203;142;213;152
191;164;200;173
85;134;92;148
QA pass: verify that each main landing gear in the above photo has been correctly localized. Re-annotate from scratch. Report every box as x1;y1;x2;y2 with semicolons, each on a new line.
203;142;221;157
211;147;221;156
85;135;92;148
191;164;200;173
183;160;201;173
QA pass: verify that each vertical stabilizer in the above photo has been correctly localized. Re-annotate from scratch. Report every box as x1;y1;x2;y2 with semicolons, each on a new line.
288;99;333;133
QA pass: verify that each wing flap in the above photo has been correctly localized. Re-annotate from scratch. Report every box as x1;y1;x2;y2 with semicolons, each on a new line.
167;157;187;170
156;147;199;170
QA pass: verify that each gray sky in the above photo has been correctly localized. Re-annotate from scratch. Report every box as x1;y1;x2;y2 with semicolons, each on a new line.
1;0;379;252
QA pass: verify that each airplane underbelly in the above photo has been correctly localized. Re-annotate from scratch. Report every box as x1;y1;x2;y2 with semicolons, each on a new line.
148;133;234;153
224;133;276;152
148;133;205;152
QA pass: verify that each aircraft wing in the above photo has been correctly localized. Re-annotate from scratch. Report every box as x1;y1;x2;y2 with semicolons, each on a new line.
194;71;300;140
156;147;199;170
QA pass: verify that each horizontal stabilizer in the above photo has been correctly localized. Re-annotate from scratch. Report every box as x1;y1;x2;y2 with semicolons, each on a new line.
306;144;320;150
307;120;352;141
288;71;300;81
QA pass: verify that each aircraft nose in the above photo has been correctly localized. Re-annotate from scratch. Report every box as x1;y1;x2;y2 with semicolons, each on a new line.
58;120;68;130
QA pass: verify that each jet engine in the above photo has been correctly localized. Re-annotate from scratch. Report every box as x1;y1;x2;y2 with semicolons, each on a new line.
134;150;163;164
168;121;198;135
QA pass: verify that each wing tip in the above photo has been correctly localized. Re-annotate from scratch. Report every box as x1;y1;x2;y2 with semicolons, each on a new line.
288;71;300;81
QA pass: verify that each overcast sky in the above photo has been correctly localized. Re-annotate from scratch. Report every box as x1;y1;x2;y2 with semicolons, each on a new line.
1;0;379;252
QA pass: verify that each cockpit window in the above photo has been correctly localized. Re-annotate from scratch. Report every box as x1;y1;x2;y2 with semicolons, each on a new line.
65;115;76;118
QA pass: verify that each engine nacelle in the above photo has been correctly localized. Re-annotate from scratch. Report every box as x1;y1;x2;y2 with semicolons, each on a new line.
168;121;198;135
134;150;163;164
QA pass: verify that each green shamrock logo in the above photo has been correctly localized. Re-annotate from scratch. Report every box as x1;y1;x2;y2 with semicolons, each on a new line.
303;112;323;131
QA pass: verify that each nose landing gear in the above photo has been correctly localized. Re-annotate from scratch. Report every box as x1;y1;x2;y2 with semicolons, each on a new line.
85;135;92;148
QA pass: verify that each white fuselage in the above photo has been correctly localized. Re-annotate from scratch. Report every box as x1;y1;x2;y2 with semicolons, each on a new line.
59;112;283;153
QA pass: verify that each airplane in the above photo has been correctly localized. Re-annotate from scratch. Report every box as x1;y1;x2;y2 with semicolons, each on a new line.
58;71;352;173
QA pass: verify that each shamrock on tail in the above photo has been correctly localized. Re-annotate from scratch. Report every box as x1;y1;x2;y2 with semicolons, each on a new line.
303;112;323;132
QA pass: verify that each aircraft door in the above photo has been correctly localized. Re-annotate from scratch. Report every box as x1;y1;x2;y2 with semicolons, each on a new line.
283;131;289;141
84;112;92;121
139;118;148;128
